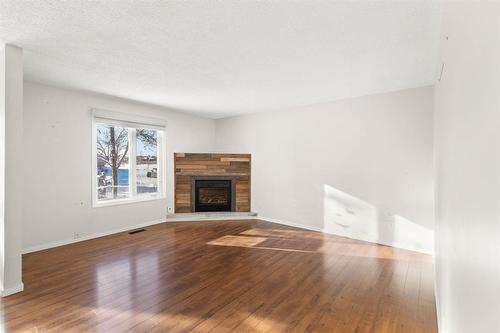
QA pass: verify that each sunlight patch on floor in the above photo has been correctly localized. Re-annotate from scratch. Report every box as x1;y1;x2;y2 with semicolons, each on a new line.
207;231;431;260
207;235;267;247
241;228;325;240
207;235;319;253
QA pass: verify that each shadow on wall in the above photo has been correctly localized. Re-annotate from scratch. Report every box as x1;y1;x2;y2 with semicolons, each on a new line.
322;184;433;254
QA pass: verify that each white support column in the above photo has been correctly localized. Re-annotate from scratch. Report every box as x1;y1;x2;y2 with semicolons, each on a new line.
0;44;24;296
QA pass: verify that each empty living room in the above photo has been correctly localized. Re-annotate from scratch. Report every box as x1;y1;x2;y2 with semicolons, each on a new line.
0;1;499;332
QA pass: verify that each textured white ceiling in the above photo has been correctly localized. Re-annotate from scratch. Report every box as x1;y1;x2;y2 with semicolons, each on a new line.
0;1;441;118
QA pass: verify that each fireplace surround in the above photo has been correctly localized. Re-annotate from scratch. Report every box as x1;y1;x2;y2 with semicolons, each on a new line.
174;153;251;213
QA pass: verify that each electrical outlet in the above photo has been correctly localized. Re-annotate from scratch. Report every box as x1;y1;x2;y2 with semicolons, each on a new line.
73;232;80;239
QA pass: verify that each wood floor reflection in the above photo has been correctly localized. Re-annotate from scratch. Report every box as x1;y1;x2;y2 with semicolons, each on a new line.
0;219;437;332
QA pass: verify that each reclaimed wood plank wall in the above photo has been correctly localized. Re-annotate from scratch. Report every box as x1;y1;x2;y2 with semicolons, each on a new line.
174;153;251;213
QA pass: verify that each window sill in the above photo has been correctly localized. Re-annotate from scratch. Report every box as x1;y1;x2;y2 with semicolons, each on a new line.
93;195;166;208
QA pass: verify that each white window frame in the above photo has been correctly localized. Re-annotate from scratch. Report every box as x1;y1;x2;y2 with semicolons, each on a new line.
91;109;167;208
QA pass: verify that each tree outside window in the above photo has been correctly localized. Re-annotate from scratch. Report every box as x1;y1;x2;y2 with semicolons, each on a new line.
95;123;161;203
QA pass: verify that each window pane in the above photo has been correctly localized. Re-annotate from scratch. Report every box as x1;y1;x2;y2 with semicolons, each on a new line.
136;128;159;196
96;124;130;201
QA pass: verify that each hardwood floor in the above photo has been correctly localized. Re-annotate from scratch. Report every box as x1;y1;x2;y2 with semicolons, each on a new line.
0;219;437;332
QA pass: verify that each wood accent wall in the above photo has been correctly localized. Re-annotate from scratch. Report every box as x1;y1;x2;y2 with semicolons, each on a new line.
174;153;251;213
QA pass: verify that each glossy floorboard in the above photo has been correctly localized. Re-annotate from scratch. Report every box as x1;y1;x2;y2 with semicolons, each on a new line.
0;220;437;332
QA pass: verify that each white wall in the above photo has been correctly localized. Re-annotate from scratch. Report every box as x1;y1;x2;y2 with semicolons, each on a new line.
434;2;500;332
23;82;434;255
22;81;215;251
0;45;24;295
215;86;434;253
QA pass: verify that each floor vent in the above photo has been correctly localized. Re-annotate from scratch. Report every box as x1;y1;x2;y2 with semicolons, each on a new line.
129;228;146;235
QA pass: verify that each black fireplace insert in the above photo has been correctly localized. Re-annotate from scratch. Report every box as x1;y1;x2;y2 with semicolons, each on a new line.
194;179;232;212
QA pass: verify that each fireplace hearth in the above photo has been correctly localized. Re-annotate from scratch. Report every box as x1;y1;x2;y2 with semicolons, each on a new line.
194;179;233;212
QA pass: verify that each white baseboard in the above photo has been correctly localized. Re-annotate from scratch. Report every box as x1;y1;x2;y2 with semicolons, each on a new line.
257;216;324;233
1;282;24;297
22;218;166;254
22;215;258;254
257;216;433;255
22;215;432;255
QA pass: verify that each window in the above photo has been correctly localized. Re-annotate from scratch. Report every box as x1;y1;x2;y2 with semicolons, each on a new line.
136;128;159;196
92;110;166;207
96;124;131;201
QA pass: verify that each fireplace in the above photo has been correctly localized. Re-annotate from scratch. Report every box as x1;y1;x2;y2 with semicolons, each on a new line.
194;179;234;212
174;153;251;213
